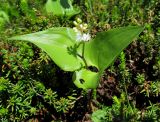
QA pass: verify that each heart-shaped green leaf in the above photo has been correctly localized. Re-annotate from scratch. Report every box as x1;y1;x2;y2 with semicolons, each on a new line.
9;27;83;71
85;26;144;72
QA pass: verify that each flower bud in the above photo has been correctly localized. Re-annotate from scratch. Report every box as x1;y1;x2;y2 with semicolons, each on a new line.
79;24;83;30
83;23;88;28
76;18;82;23
73;21;78;26
73;27;79;33
82;23;88;30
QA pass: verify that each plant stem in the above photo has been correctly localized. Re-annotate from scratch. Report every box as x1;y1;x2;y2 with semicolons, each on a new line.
82;42;88;69
92;89;97;99
77;42;88;69
82;42;85;58
123;76;133;114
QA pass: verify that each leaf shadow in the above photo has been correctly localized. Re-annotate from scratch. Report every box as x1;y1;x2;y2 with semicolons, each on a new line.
60;0;70;9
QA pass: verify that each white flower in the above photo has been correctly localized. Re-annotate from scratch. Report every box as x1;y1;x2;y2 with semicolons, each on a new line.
81;33;91;41
76;32;91;42
76;32;83;42
72;18;90;42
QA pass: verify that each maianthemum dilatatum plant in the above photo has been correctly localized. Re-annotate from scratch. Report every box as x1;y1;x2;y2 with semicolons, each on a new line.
9;18;144;90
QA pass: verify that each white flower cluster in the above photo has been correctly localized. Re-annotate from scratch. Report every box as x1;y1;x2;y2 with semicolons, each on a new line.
73;18;91;42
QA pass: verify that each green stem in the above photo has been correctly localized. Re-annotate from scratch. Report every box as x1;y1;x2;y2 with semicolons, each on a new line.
77;42;88;69
92;89;97;100
82;42;88;69
123;76;133;113
82;42;85;58
77;53;88;69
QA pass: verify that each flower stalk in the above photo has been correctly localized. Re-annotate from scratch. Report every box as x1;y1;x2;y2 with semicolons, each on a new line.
73;18;91;68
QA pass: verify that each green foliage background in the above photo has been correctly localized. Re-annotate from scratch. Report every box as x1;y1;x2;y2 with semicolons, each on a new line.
0;0;160;121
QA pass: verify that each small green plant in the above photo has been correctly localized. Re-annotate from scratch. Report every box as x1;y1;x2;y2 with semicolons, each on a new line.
91;93;141;122
45;0;80;17
9;18;144;90
136;73;145;85
0;77;76;121
91;107;111;122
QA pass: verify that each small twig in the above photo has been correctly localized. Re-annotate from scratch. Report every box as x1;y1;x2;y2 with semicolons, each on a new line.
69;95;84;105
